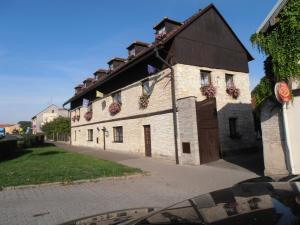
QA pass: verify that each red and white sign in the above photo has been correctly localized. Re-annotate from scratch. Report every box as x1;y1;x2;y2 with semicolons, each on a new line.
275;82;292;103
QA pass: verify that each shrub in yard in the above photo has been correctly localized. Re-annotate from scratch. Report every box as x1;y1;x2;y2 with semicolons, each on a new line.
22;134;45;148
0;139;18;159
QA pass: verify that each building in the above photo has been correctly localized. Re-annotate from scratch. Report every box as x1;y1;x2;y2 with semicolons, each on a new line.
32;104;69;134
63;4;256;165
4;124;20;134
255;0;300;175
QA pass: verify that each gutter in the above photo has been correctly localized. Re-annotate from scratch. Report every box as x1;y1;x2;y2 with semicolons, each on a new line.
154;47;179;165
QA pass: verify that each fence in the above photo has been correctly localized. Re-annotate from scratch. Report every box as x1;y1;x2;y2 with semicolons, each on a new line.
46;133;70;143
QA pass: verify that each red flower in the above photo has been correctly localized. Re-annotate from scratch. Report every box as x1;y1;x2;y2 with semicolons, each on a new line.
139;94;149;109
201;85;217;98
226;86;240;99
84;111;92;121
109;102;121;115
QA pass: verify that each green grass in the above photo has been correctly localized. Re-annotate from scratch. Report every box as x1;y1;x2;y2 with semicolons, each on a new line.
0;145;142;187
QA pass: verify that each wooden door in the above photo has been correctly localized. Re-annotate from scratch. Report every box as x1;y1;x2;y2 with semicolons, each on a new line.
144;125;152;157
196;98;220;164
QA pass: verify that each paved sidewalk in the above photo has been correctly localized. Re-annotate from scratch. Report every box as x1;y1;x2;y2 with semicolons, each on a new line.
0;143;258;225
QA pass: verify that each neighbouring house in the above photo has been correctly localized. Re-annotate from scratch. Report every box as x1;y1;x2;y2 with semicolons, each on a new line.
254;0;300;175
5;124;20;134
32;104;69;135
63;4;257;165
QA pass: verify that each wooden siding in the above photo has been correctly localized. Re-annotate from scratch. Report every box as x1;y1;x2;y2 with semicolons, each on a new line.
173;7;249;73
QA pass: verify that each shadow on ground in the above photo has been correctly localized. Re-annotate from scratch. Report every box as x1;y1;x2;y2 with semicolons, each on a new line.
223;148;264;176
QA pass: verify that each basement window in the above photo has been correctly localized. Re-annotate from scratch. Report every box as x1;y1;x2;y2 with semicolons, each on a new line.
88;129;93;141
229;117;240;139
113;126;123;143
200;70;211;87
182;142;191;154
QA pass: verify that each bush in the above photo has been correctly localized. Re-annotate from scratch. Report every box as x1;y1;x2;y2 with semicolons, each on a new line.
22;134;45;148
0;139;18;159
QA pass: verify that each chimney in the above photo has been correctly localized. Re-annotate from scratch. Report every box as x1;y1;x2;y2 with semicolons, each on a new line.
107;57;126;71
153;17;181;39
127;41;149;58
94;69;108;81
74;84;84;95
83;77;95;88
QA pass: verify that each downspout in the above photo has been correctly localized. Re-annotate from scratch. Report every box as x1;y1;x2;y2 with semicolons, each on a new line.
282;103;294;174
154;47;179;164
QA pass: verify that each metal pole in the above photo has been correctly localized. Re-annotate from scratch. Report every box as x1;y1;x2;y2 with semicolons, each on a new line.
154;47;179;164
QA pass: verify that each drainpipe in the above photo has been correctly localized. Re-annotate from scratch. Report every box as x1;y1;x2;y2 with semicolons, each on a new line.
154;47;179;164
282;103;294;174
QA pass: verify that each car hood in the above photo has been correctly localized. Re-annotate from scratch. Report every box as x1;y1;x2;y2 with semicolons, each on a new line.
61;182;300;225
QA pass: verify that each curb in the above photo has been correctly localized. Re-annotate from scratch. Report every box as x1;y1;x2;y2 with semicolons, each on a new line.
0;172;150;191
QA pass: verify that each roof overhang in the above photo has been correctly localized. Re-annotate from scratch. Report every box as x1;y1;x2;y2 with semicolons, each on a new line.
257;0;288;33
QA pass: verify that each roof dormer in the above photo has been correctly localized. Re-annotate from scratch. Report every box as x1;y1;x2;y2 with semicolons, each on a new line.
107;57;126;71
153;17;182;35
83;77;95;88
127;41;149;58
94;69;108;81
74;84;84;95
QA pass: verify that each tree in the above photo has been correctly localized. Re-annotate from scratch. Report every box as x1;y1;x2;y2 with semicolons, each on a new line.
18;121;32;135
41;117;70;140
251;0;300;109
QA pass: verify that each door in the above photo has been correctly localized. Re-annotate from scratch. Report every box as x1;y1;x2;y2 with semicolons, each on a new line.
144;125;152;157
196;98;220;164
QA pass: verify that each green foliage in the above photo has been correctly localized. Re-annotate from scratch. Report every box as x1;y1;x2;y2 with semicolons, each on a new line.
18;121;31;135
251;0;300;110
251;0;300;81
41;116;70;137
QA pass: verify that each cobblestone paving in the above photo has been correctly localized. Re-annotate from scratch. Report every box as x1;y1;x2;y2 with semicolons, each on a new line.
0;144;258;225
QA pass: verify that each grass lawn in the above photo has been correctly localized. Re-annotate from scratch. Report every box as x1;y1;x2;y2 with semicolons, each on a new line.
0;145;142;187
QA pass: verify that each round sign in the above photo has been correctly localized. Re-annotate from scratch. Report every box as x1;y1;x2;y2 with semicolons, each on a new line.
274;82;292;103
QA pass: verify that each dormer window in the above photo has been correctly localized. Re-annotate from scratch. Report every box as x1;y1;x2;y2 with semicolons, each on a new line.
129;48;136;57
158;26;166;35
109;64;114;70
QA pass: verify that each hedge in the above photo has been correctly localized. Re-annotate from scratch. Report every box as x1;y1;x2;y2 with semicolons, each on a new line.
0;139;18;159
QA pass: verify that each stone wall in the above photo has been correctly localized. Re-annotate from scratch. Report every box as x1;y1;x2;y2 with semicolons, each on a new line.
174;64;256;153
261;100;288;176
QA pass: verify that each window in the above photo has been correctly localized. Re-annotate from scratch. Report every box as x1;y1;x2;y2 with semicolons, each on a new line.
129;48;136;57
113;126;123;143
109;64;114;70
52;110;55;113
158;26;166;35
112;91;122;104
88;129;93;141
229;117;238;138
200;70;211;87
225;74;234;88
182;142;191;154
142;79;151;95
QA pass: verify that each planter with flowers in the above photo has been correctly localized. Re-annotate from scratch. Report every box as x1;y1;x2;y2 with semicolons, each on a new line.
226;86;240;99
139;94;149;109
109;102;121;115
72;115;76;122
201;85;217;99
84;111;93;121
76;115;80;122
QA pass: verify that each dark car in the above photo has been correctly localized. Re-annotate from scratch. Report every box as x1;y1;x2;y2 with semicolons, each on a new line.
60;181;300;225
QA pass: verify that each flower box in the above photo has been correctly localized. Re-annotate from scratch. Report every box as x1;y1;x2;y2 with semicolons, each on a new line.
139;94;149;109
201;85;217;99
109;102;121;115
84;111;92;121
226;86;240;99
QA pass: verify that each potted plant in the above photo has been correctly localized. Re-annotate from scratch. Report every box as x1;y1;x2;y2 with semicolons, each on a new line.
155;33;166;41
226;86;240;99
139;94;149;109
84;111;93;121
109;102;121;115
201;85;217;99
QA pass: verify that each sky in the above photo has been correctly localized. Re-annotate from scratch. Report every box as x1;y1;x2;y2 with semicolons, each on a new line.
0;0;277;124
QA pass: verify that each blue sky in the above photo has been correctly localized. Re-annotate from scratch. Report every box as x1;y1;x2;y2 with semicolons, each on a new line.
0;0;276;124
